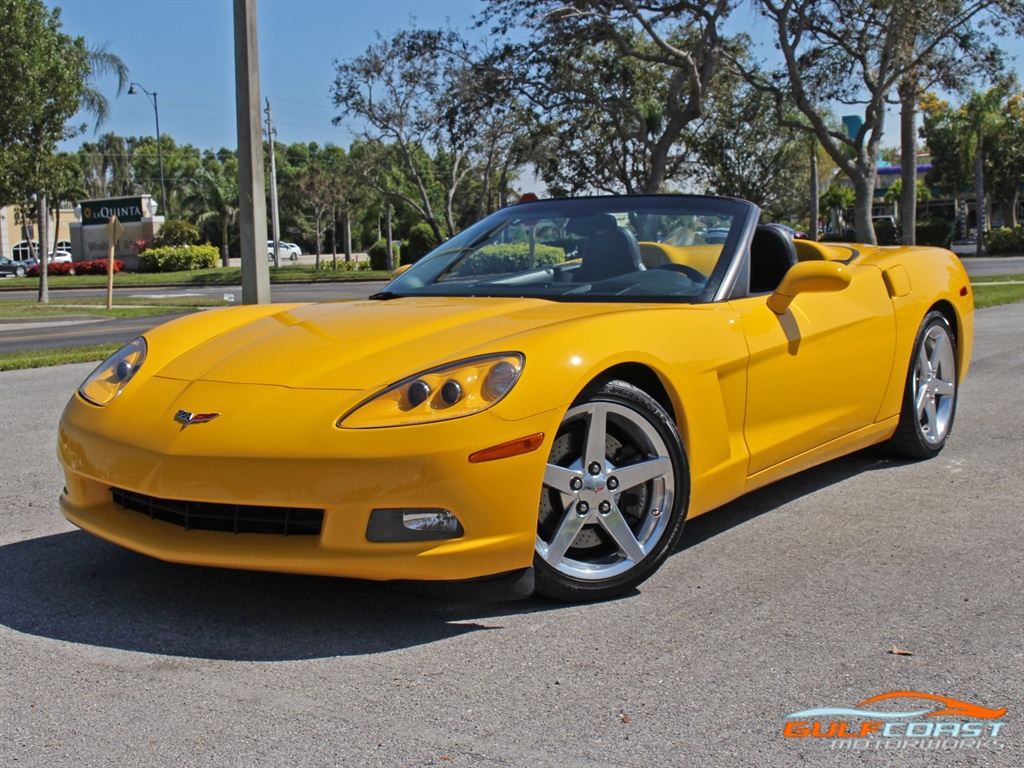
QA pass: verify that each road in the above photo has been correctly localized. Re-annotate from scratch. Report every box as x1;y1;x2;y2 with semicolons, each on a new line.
1;304;1021;767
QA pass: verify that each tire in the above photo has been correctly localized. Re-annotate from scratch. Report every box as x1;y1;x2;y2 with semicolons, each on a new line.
880;311;958;459
15;266;25;277
534;380;689;601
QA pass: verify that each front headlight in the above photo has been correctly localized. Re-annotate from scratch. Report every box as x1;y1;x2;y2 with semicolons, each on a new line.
338;353;524;428
78;337;147;406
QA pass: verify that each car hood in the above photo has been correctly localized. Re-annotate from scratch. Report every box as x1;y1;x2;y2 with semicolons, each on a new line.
152;296;633;390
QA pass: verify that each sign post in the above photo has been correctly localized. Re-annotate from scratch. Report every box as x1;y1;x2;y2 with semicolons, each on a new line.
105;215;123;310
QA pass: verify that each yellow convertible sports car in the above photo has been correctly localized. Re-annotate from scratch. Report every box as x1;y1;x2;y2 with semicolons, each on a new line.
58;195;973;601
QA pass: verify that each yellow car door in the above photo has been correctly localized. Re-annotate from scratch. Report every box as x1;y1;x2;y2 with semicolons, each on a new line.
730;265;896;476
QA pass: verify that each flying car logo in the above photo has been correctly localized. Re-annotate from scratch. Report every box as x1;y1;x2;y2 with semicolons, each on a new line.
175;410;220;428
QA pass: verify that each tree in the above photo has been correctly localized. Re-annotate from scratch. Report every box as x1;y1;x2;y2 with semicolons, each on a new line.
332;29;471;242
921;81;1024;242
890;0;1019;244
81;42;129;132
0;0;89;303
691;77;814;221
186;158;239;267
820;183;855;234
733;0;1015;244
484;0;735;194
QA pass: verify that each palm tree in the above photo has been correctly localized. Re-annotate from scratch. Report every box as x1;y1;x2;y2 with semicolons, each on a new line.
82;43;129;131
188;167;239;267
963;86;1006;257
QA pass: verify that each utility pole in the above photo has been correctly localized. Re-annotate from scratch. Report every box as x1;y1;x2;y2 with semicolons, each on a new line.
265;98;282;268
233;0;270;304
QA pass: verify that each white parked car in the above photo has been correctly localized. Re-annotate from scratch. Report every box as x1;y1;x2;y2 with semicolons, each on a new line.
49;250;73;263
267;241;301;261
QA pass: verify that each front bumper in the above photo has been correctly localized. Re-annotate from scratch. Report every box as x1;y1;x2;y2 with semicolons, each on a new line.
58;380;559;584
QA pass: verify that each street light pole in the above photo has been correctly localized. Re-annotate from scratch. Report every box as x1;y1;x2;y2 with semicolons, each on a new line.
128;82;169;218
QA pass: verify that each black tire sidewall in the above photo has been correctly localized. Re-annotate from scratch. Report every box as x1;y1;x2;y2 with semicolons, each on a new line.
890;311;958;459
533;379;690;601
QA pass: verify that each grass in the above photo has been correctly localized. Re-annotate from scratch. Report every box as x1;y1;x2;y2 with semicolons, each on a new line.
0;343;122;372
0;296;227;320
0;264;391;290
972;281;1024;308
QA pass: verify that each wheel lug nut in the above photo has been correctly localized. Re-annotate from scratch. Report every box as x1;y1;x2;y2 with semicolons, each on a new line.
576;501;589;516
607;476;618;490
651;508;661;517
570;477;583;491
588;462;602;475
598;501;611;514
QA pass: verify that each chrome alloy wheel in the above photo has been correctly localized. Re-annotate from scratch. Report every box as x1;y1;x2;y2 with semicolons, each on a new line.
537;400;675;581
913;323;956;446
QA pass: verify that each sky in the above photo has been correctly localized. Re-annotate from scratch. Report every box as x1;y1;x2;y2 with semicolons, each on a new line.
50;0;1024;156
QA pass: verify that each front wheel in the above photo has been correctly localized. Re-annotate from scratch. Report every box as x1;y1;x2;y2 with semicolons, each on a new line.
534;380;689;601
880;311;958;459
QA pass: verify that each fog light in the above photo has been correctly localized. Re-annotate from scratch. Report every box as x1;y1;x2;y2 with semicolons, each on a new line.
366;508;464;542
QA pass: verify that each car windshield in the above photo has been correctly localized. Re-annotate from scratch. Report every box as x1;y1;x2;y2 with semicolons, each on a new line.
382;196;755;303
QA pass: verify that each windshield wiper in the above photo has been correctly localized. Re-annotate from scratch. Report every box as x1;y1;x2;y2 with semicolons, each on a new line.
368;290;403;301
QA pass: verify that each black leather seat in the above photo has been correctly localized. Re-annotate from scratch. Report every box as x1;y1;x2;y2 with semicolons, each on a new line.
572;214;644;282
749;225;798;293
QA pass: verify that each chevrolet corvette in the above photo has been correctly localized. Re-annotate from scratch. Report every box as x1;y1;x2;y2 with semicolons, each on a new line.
58;195;973;601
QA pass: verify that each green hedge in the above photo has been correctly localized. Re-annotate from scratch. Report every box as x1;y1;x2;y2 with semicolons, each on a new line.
153;220;200;248
458;243;566;276
139;244;219;272
368;239;401;271
985;226;1024;255
404;222;440;264
916;217;953;248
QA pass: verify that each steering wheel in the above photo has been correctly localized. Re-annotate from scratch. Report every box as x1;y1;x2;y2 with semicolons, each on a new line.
652;262;707;285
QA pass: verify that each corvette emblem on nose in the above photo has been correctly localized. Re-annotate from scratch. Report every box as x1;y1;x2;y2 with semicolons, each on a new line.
175;410;220;427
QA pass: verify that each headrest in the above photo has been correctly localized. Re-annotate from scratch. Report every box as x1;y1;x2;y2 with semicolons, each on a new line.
567;214;619;236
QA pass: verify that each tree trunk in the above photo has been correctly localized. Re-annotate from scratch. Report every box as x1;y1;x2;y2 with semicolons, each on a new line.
899;78;918;246
852;175;877;244
36;195;49;304
809;139;819;241
315;214;323;270
385;203;395;272
974;135;985;257
330;205;337;270
343;209;352;263
221;220;230;267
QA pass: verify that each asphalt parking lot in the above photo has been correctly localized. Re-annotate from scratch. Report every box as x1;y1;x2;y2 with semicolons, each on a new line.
1;304;1021;767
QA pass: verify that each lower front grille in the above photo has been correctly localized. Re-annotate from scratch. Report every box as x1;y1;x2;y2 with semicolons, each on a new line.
111;488;324;536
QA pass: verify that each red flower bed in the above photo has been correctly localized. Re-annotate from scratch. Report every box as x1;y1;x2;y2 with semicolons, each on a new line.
26;259;125;277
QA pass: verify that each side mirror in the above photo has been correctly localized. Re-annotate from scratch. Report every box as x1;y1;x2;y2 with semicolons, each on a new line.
767;261;851;314
390;263;412;280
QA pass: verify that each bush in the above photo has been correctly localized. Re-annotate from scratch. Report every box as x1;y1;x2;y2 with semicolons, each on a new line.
139;244;219;272
26;259;124;277
357;260;373;271
368;239;401;271
457;243;566;276
874;218;901;246
916;217;953;248
153;220;200;248
403;222;440;264
985;226;1024;255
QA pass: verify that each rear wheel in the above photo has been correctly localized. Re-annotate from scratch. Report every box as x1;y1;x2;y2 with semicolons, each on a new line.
881;311;958;459
534;380;689;601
